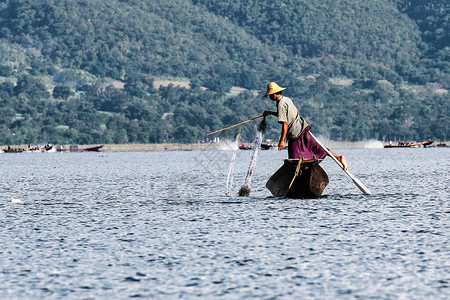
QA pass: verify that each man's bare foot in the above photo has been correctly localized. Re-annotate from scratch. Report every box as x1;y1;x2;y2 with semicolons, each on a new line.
339;155;348;170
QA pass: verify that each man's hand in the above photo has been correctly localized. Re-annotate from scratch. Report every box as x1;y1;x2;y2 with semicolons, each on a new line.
263;110;276;117
278;122;288;151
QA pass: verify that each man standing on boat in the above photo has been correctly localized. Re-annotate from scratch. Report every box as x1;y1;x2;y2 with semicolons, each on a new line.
262;82;348;170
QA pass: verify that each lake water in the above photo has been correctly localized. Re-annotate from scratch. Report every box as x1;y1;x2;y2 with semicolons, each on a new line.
0;147;449;299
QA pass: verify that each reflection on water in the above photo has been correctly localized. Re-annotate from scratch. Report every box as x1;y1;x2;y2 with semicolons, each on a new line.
0;148;449;299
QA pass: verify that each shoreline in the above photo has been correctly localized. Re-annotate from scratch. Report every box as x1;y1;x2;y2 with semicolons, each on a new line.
1;140;447;152
100;143;218;151
0;143;217;152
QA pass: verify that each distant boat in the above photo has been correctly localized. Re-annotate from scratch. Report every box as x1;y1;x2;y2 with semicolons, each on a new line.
43;144;55;152
384;139;433;148
239;144;252;150
3;146;25;153
260;143;273;150
239;143;273;150
80;145;104;152
56;145;104;152
3;144;56;153
27;144;54;152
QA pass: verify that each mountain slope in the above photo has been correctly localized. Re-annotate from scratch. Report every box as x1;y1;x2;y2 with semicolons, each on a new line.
1;0;442;87
0;0;448;145
0;0;287;89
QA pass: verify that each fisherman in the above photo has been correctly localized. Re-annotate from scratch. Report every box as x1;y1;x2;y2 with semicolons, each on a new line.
262;82;348;170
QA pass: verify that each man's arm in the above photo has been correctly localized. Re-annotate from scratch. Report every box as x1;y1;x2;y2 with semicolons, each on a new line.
278;122;288;151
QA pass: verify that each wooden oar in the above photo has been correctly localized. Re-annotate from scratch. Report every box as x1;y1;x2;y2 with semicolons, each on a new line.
309;132;372;195
206;115;264;136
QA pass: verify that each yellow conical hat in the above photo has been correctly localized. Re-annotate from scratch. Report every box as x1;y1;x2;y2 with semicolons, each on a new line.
263;82;286;97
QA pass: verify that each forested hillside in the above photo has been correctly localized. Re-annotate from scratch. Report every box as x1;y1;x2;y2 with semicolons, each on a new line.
0;0;448;145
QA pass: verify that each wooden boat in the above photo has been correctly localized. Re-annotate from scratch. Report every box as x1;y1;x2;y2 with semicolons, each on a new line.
3;147;25;153
239;144;252;150
43;144;54;151
384;139;433;148
80;145;104;152
239;143;273;150
260;143;273;150
266;158;329;198
27;144;54;152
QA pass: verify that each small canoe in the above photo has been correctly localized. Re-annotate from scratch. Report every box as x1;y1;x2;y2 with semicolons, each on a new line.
260;143;273;150
266;158;329;198
239;143;273;150
80;145;104;152
3;147;25;153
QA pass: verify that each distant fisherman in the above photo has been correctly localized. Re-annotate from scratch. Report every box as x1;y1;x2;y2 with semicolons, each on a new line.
262;82;348;170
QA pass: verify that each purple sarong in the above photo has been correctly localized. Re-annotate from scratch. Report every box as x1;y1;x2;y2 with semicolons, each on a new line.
288;126;327;159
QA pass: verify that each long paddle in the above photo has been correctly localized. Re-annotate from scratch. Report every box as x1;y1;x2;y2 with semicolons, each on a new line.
206;115;264;136
309;132;372;195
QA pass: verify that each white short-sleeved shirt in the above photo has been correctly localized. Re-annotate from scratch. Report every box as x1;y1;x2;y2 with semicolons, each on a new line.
277;96;309;139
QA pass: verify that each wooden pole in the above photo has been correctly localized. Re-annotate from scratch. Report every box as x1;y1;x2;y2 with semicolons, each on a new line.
206;115;264;136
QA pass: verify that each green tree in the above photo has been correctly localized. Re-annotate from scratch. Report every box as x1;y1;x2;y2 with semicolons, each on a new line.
53;86;72;99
